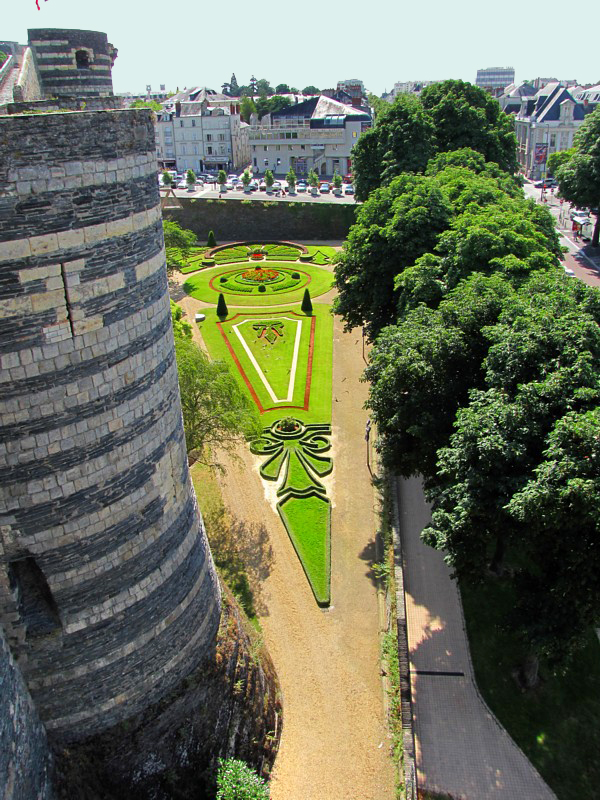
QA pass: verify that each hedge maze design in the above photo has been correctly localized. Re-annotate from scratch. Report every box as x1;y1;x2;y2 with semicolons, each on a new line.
251;420;332;605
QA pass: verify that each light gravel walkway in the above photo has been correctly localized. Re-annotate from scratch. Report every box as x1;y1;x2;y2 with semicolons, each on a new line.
397;476;556;800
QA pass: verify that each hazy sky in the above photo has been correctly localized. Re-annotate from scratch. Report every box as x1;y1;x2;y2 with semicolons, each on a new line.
7;0;600;96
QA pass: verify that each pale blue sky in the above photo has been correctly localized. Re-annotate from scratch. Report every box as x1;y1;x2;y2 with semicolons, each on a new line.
6;0;600;96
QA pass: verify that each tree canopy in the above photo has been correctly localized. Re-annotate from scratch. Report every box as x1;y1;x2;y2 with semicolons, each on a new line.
556;107;600;246
352;80;518;202
174;337;261;465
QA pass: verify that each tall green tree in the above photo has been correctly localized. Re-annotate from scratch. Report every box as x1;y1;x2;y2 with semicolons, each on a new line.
240;96;257;123
286;167;296;191
229;73;239;95
334;172;453;338
131;98;162;112
174;338;261;465
276;83;290;94
255;78;273;94
352;94;434;201
264;169;274;188
547;148;574;177
302;85;319;95
163;220;196;273
556;107;600;246
420;79;518;174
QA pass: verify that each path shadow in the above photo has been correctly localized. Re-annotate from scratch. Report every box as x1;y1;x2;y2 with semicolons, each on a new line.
358;537;381;588
203;507;274;616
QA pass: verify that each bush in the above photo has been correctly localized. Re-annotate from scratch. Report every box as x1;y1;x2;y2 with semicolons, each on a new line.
216;758;269;800
207;230;217;247
216;292;229;317
258;284;266;293
202;257;215;266
299;253;312;262
301;288;313;315
291;272;300;279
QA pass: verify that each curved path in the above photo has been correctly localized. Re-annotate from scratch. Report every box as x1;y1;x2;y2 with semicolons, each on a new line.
397;476;556;799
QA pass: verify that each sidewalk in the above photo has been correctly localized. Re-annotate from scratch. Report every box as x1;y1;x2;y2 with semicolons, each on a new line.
396;476;556;799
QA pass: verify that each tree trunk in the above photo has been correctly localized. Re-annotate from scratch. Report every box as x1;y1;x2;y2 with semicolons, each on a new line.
519;653;540;690
592;208;600;248
489;532;505;575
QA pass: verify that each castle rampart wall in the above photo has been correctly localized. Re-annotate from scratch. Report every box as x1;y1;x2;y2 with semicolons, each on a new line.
0;108;221;743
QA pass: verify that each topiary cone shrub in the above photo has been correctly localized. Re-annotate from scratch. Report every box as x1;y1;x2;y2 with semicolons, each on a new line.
207;230;217;247
301;288;313;315
216;292;228;317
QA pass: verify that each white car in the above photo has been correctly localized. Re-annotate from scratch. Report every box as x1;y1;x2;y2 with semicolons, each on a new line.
296;182;307;192
224;182;234;190
344;184;355;195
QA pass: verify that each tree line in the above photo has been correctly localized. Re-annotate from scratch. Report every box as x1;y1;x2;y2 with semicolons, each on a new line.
335;81;600;685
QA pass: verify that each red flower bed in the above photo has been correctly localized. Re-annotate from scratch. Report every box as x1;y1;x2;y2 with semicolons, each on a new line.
242;268;279;282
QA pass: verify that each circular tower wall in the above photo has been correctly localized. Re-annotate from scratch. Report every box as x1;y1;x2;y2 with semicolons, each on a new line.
0;108;221;743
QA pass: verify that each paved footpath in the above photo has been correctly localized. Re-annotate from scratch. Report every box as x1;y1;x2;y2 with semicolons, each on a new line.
397;476;556;799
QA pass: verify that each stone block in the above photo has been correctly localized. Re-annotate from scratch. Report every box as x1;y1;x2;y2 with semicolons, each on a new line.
29;233;59;257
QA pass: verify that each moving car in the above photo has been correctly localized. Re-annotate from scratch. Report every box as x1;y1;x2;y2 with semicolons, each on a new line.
534;178;558;189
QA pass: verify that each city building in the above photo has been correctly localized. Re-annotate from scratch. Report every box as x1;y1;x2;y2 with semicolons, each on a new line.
248;95;371;178
505;82;593;178
156;99;250;174
475;67;515;96
383;79;439;103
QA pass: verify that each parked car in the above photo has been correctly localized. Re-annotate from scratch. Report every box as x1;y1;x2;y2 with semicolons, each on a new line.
297;182;307;192
343;184;355;195
230;177;240;185
272;181;282;189
259;181;267;191
224;182;234;190
227;174;238;181
319;183;331;193
176;178;188;189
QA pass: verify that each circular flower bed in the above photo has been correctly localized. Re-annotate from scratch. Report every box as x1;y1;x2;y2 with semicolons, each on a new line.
241;268;280;283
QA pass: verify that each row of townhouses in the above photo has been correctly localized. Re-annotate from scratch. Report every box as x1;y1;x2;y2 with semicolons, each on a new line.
155;88;372;178
500;81;600;179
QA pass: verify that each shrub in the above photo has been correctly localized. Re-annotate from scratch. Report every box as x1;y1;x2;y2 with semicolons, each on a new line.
291;272;300;279
216;292;229;317
258;284;266;293
301;288;313;315
207;230;217;247
299;253;312;262
202;257;215;266
216;758;269;800
220;276;228;283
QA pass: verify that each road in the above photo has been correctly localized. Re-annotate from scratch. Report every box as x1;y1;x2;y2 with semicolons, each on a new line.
522;180;600;287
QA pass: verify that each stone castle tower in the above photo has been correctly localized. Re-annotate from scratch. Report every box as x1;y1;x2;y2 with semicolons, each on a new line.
0;107;222;743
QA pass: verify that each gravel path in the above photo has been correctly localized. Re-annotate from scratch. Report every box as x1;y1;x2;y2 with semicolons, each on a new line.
213;317;396;800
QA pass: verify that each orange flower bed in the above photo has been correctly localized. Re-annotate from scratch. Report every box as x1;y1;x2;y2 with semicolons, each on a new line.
242;268;279;282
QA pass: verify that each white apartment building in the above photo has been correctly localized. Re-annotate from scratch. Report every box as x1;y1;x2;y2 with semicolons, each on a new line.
248;95;371;178
156;100;250;174
504;83;592;179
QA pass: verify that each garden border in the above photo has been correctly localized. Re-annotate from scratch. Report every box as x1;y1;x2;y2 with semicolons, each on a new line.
207;240;309;258
216;311;316;414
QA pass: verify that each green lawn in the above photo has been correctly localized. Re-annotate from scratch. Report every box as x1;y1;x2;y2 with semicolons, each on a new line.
461;576;600;799
278;493;331;606
184;262;334;305
199;303;333;428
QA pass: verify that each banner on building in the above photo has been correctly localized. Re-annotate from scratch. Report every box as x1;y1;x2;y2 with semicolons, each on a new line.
534;143;548;164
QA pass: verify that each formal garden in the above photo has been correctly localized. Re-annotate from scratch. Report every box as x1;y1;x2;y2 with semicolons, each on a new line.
186;240;336;605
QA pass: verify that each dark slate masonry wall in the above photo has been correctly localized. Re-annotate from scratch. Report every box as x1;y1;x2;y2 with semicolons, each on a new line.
0;108;221;743
0;626;53;800
28;29;116;97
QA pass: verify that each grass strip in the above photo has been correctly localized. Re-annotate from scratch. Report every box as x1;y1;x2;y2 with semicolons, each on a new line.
461;576;600;799
278;493;330;606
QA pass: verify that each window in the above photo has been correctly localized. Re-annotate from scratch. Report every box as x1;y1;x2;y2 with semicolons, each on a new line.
207;146;213;155
276;145;281;151
75;50;90;69
206;134;212;142
288;145;293;151
252;145;256;152
301;145;305;150
219;134;225;141
8;557;62;638
192;119;196;127
264;146;268;151
253;158;257;166
550;133;556;148
180;120;184;127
